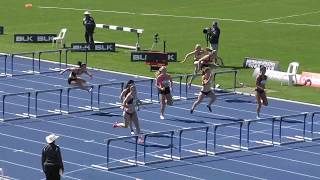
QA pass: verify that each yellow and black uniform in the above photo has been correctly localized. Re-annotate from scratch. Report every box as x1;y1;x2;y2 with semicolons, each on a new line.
42;143;64;180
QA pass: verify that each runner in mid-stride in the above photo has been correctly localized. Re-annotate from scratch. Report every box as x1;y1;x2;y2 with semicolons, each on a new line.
60;61;93;92
155;66;173;120
113;80;144;143
190;67;216;114
255;65;268;118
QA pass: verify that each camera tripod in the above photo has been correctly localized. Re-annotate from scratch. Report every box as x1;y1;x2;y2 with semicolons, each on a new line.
151;33;159;50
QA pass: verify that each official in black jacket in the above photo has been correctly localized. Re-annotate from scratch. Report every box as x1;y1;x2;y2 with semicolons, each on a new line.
83;11;96;50
42;134;64;180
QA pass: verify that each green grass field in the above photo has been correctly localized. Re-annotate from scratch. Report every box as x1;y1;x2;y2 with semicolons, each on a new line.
1;0;319;104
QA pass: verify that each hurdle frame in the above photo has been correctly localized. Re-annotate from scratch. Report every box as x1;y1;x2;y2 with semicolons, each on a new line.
178;126;210;160
143;130;174;165
37;49;63;74
212;69;238;95
10;52;36;76
35;89;63;117
244;117;276;150
2;92;31;121
66;86;94;114
105;135;139;170
277;113;308;145
311;112;320;141
97;82;124;110
0;54;8;77
213;121;243;155
184;70;238;100
96;24;144;51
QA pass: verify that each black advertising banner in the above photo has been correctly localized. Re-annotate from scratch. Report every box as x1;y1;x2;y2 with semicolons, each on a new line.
131;52;177;62
70;43;116;52
0;26;3;35
14;34;57;43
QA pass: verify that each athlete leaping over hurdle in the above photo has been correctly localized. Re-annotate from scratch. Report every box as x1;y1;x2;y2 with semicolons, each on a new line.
60;61;93;92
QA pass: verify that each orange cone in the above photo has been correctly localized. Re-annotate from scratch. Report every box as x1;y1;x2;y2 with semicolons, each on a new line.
25;3;33;8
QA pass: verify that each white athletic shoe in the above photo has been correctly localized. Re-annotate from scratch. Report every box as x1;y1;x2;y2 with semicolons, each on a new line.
160;114;165;120
88;87;93;93
131;130;135;135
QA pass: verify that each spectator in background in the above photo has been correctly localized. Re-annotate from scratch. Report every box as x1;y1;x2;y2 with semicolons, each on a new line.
83;11;96;50
208;21;220;53
42;134;64;180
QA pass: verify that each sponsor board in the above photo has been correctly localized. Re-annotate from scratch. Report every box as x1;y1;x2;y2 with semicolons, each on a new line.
243;57;280;70
131;52;177;62
14;34;57;43
70;43;115;52
0;26;3;35
299;72;320;87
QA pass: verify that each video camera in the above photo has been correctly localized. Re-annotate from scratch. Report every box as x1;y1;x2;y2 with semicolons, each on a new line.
202;27;210;34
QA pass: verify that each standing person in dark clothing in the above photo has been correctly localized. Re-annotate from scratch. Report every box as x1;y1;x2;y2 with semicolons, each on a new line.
208;21;221;53
83;11;96;50
42;134;64;180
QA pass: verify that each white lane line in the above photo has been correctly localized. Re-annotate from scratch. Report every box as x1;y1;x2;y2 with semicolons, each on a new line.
37;6;320;28
39;6;136;15
260;10;320;22
263;21;320;27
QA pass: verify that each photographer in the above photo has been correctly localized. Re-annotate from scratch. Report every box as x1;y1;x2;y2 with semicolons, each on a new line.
204;21;220;53
83;11;96;50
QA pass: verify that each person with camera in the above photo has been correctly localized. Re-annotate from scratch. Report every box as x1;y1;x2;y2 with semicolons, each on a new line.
207;21;220;53
83;11;96;50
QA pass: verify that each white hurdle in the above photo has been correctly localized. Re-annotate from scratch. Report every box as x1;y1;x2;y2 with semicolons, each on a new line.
96;24;144;50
